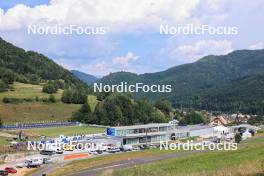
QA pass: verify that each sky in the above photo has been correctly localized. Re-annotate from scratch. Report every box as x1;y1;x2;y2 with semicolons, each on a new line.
0;0;264;77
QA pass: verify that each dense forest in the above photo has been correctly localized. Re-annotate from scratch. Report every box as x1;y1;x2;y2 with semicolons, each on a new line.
71;93;173;126
98;49;264;115
0;37;87;89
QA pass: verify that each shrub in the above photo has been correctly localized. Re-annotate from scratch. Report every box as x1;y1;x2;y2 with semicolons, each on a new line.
61;88;87;104
2;97;23;103
42;82;58;94
49;94;56;103
35;96;39;101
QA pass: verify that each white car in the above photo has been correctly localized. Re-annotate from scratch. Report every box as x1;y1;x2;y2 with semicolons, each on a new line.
89;150;98;155
107;147;120;153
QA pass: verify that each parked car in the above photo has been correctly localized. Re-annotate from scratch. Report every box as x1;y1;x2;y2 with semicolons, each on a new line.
149;144;158;149
56;149;63;154
40;150;55;156
89;150;98;155
121;145;133;152
5;167;17;173
42;157;52;164
139;144;150;150
25;158;43;168
15;163;25;168
107;147;121;153
0;170;8;176
132;146;140;151
96;150;103;154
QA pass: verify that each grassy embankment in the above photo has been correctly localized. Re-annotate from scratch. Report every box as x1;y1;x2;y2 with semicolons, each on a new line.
112;132;264;176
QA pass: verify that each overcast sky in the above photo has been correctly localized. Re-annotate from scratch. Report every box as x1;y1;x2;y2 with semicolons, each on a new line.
0;0;263;76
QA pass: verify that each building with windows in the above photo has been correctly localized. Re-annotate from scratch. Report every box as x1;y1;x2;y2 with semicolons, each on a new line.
106;123;233;145
107;123;175;145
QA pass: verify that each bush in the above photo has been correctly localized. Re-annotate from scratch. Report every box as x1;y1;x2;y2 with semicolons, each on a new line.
35;96;39;101
49;94;56;103
61;88;87;104
42;82;58;94
2;97;23;103
179;110;207;125
41;98;49;103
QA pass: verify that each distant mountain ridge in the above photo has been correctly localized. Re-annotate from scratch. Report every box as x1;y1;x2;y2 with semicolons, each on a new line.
98;49;264;114
71;70;98;84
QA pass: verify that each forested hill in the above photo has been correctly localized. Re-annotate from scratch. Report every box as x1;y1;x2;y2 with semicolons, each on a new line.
0;37;85;87
98;49;264;114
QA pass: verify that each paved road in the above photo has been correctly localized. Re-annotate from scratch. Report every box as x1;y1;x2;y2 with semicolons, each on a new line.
67;150;207;176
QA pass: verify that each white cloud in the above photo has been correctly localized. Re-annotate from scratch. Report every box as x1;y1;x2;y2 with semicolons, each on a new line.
0;0;219;33
112;52;138;66
175;39;233;58
156;39;233;66
249;42;263;50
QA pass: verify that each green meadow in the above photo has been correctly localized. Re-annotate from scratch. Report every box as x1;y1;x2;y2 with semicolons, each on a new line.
0;82;98;123
113;137;264;176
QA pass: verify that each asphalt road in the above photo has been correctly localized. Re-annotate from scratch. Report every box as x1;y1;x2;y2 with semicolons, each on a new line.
67;149;207;176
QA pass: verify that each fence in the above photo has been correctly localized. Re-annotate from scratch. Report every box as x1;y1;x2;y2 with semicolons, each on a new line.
1;121;80;130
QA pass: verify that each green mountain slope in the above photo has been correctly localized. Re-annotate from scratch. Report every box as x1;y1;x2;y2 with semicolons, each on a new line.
98;49;264;114
0;37;85;87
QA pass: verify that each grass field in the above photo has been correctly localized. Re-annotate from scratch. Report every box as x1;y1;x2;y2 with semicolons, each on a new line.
0;102;81;123
112;138;264;176
0;82;99;123
0;137;10;145
0;82;63;100
49;134;264;176
9;125;106;137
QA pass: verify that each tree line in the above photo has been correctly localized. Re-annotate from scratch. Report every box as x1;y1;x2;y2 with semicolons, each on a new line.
71;93;173;126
